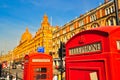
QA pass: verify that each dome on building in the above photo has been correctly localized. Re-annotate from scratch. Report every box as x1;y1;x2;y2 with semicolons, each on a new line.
20;27;32;43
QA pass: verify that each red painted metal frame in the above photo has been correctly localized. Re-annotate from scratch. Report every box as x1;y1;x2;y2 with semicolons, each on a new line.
23;52;53;80
66;26;120;80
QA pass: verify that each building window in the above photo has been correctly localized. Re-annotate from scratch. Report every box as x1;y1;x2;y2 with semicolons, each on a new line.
90;14;97;22
111;6;114;13
70;25;74;31
38;43;40;46
109;7;111;14
105;5;115;15
91;23;99;28
106;17;116;26
79;20;84;26
105;8;108;15
63;29;66;34
110;19;114;25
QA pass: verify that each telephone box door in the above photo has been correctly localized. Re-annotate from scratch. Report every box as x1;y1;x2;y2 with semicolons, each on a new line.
32;66;52;80
66;59;106;80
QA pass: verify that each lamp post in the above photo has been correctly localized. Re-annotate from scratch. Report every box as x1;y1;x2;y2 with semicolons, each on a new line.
114;0;119;25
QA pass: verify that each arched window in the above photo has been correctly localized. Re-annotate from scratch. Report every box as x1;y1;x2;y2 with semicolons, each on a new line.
91;23;99;28
106;16;116;26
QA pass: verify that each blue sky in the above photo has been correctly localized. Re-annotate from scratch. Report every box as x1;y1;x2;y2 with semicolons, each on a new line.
0;0;104;54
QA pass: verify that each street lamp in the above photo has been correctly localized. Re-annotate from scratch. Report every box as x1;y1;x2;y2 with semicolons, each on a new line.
114;0;119;25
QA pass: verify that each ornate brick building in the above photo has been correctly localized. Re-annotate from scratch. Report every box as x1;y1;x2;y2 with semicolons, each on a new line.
12;14;57;62
51;0;120;68
0;0;120;65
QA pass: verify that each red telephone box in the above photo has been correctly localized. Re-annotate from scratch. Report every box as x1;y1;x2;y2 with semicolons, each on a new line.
66;26;120;80
23;52;53;80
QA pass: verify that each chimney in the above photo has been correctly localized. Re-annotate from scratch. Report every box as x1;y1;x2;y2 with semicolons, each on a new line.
105;0;109;3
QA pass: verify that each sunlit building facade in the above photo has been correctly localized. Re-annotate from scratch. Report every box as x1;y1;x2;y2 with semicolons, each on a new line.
52;0;120;53
11;14;58;62
0;0;120;67
52;0;120;68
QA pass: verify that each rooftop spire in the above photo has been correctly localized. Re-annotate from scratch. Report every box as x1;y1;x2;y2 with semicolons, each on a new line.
20;27;32;43
26;27;29;32
41;14;50;28
43;13;48;23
